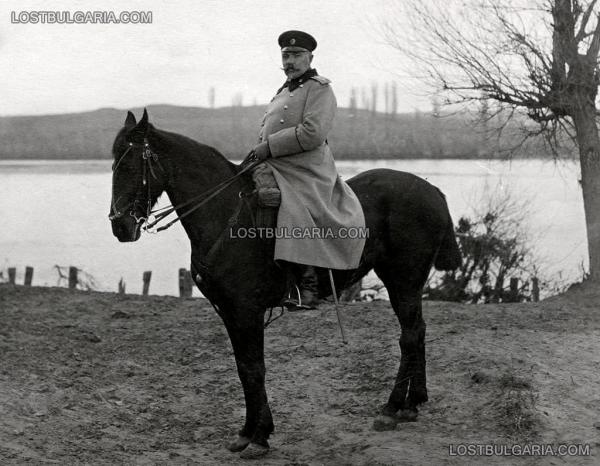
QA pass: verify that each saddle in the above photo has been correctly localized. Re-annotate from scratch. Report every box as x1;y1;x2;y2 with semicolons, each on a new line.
251;163;281;208
251;163;281;228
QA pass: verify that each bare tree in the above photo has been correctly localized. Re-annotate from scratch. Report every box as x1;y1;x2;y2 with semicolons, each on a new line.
391;81;398;117
231;92;243;107
384;82;390;114
431;96;443;155
208;87;216;108
431;96;441;118
349;87;358;112
381;0;600;281
371;82;379;114
361;86;370;110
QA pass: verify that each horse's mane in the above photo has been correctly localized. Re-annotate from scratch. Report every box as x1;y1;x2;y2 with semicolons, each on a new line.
149;125;237;171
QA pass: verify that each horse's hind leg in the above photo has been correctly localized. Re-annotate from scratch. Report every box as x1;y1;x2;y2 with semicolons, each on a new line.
373;265;429;431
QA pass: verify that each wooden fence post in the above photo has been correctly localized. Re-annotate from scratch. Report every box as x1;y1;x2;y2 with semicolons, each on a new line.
492;276;503;303
532;277;540;302
509;277;519;302
68;266;78;289
142;271;152;296
24;266;34;286
8;267;16;284
118;277;126;294
179;268;193;298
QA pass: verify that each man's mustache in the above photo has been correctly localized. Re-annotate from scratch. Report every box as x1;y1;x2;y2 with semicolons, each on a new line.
281;66;296;72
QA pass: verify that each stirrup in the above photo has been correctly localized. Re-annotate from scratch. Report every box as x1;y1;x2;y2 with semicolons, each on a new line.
282;284;301;309
282;284;312;311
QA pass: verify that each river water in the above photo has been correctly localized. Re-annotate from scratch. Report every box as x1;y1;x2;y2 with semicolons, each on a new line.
0;158;586;296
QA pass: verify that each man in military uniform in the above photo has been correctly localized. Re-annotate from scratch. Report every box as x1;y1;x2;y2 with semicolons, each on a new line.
249;30;366;309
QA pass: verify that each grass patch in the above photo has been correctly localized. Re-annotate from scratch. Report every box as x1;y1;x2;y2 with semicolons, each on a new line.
471;368;540;438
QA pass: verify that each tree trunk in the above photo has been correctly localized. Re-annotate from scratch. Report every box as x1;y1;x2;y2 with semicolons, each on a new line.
572;105;600;281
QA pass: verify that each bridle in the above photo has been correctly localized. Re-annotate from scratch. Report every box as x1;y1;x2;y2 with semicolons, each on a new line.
109;138;164;226
109;137;262;233
109;138;289;329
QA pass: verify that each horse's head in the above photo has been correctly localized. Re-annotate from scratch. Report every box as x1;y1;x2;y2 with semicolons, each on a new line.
109;109;168;242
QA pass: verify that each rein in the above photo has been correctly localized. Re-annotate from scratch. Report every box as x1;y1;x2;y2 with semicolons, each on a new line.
144;158;261;233
110;138;262;233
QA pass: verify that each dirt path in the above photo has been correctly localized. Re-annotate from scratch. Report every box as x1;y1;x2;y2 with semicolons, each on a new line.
1;284;598;465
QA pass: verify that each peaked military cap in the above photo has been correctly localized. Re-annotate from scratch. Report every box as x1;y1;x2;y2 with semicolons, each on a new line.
278;30;317;52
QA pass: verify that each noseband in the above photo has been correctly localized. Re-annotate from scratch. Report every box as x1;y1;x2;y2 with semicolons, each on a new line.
109;138;164;225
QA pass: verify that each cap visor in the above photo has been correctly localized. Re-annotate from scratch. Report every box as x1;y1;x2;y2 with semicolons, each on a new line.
281;46;310;52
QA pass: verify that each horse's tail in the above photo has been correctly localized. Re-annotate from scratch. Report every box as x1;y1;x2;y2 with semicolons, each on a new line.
433;193;462;271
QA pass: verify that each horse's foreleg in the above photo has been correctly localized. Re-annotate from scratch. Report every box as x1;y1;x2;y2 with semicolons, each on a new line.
224;314;273;458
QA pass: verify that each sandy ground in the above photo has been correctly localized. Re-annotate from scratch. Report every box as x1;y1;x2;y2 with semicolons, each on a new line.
1;283;599;465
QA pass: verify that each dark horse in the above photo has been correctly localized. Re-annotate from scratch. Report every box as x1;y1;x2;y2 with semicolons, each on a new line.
109;109;461;459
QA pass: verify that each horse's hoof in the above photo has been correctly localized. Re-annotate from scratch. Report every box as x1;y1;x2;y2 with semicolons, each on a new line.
397;408;418;422
239;442;270;459
226;435;251;452
373;414;398;431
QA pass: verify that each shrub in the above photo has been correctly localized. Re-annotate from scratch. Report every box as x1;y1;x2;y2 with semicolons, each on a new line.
425;188;541;303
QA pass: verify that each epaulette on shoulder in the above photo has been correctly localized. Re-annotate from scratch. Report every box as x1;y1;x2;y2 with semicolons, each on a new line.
309;75;331;85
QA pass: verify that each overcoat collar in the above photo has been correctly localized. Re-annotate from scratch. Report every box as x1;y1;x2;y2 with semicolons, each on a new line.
277;68;318;94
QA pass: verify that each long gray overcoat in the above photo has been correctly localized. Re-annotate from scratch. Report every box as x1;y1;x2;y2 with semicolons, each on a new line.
259;74;366;269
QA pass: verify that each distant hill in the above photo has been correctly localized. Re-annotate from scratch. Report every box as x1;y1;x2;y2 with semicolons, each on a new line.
0;104;564;160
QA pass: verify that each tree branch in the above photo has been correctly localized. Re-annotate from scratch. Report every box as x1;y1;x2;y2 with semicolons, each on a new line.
576;0;598;42
586;12;600;60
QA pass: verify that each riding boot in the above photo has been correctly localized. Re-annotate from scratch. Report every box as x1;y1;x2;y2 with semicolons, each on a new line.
299;266;319;309
280;262;314;311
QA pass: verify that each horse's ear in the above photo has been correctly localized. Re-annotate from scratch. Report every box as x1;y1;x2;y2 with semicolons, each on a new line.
124;111;136;128
135;108;150;135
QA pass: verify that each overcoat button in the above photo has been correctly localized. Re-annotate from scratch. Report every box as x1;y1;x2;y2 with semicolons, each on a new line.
280;119;284;123
289;93;294;97
299;84;303;88
283;105;288;109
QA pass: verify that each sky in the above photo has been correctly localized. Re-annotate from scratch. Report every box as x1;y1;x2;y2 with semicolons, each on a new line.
0;0;428;116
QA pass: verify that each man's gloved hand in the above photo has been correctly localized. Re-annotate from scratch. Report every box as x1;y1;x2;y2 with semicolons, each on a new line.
252;141;271;161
